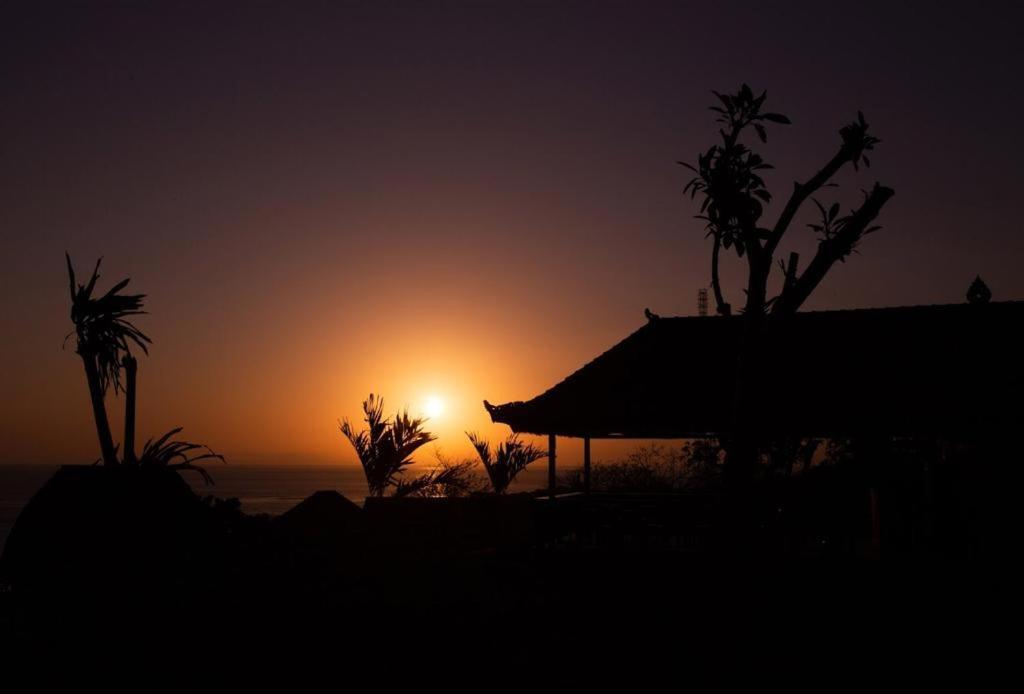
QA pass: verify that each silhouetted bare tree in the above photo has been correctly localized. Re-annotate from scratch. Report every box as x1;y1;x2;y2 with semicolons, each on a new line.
65;254;150;466
681;85;894;480
467;432;546;494
340;394;437;497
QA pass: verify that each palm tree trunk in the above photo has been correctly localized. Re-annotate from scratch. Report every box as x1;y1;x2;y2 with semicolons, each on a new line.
123;355;137;464
80;352;119;466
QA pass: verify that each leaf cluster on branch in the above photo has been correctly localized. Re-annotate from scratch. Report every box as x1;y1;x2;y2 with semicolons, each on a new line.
681;84;894;317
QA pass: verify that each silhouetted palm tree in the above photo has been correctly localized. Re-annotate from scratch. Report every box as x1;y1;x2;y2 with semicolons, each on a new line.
340;394;436;497
65;254;150;466
122;353;138;463
466;432;546;494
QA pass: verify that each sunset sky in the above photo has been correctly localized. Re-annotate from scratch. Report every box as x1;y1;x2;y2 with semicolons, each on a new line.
2;1;1023;468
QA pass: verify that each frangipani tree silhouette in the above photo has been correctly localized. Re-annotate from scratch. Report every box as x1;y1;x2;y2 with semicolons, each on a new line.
340;394;437;497
680;84;894;480
682;84;891;318
466;432;546;494
65;254;150;466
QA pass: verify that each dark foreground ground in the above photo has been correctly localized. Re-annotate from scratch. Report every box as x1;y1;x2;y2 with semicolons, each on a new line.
0;465;1017;668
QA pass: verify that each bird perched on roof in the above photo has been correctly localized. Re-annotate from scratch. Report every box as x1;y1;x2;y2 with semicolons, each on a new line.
644;308;661;322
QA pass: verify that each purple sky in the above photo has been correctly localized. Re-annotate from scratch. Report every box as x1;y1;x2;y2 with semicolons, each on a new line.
2;1;1022;466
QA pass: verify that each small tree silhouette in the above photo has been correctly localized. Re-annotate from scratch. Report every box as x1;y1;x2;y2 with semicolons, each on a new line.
64;254;224;481
466;432;546;494
681;85;894;481
682;84;892;318
65;254;150;466
340;394;437;497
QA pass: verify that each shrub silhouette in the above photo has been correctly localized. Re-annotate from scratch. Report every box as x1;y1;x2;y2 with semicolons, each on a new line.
137;427;225;485
466;432;546;494
392;455;483;498
340;394;437;497
559;442;723;493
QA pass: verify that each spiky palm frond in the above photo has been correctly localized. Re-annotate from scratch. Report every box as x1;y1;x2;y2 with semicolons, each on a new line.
137;427;225;485
467;432;546;494
340;394;437;497
65;253;151;394
393;456;484;498
392;474;436;498
429;458;484;497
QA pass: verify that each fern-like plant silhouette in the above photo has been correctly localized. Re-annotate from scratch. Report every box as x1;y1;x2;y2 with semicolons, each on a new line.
340;394;436;497
137;427;225;485
466;432;546;494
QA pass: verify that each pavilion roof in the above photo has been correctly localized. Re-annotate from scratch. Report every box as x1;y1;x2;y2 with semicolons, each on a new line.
484;301;1024;439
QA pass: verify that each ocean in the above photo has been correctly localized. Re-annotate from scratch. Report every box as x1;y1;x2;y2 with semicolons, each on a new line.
0;464;566;553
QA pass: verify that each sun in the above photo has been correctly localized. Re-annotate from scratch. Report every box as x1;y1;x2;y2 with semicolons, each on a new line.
423;395;445;419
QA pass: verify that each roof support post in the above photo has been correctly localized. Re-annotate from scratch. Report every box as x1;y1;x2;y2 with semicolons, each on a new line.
583;436;591;494
548;433;556;497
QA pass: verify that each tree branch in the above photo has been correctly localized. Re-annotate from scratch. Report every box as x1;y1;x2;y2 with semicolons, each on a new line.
765;147;850;256
771;184;894;315
743;246;771;314
710;234;731;315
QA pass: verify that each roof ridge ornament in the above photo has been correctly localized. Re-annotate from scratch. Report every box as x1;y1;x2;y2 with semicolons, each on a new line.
967;275;992;304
